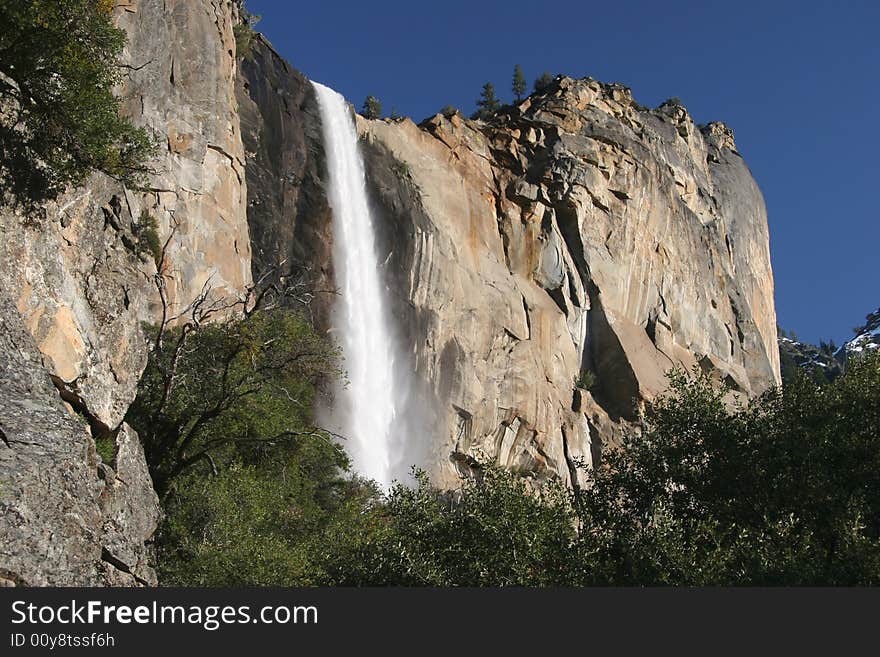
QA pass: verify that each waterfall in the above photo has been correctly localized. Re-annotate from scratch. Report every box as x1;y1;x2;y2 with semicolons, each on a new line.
312;82;399;489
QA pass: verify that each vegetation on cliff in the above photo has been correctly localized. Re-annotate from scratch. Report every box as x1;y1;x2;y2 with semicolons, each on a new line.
361;95;383;120
0;0;153;204
125;289;376;585
314;354;880;586
233;5;261;60
141;306;880;585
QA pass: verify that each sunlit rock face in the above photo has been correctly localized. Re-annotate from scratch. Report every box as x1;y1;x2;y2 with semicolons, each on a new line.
0;0;248;585
353;78;779;487
0;0;251;429
239;57;780;488
0;0;781;584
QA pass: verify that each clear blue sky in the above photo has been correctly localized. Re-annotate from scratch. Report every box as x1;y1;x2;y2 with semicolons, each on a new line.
247;0;878;346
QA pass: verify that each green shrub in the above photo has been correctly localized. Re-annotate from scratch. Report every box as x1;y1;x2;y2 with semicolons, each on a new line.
233;7;261;60
136;210;162;266
661;96;684;108
127;307;340;497
94;434;116;466
391;161;411;177
157;452;379;586
578;355;880;585
147;315;880;586
574;370;596;390
314;468;581;586
316;353;880;586
533;72;555;92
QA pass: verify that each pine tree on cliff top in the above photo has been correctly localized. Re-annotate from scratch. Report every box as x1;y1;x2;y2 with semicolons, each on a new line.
474;82;501;120
361;96;382;120
512;64;527;102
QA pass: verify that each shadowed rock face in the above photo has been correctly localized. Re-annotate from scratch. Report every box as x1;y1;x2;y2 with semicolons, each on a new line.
236;36;333;302
0;295;159;586
350;79;780;487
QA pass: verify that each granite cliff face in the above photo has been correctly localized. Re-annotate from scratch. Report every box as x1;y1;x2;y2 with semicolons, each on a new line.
238;57;780;488
1;1;780;585
0;0;249;585
353;81;780;486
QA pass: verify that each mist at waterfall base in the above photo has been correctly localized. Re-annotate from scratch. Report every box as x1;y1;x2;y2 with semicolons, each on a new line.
312;82;432;491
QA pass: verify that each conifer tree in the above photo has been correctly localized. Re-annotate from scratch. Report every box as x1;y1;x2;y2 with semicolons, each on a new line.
361;96;382;119
512;64;527;101
534;71;555;92
474;82;501;120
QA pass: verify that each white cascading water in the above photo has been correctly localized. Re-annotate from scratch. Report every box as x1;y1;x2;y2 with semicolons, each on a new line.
312;82;399;489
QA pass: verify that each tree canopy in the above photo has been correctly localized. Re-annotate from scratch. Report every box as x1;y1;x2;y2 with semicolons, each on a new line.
0;0;153;204
127;305;340;498
314;353;880;586
533;72;555;92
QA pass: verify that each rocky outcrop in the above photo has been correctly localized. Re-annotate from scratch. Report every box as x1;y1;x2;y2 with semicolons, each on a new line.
779;335;843;384
0;295;159;586
354;80;780;486
778;307;879;384
0;0;248;585
842;308;880;359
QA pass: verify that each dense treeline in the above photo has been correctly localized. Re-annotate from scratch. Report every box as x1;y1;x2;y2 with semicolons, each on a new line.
128;304;880;586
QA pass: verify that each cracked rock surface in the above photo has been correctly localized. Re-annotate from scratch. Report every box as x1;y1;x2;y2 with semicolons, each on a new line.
0;296;159;586
353;80;780;487
0;0;245;585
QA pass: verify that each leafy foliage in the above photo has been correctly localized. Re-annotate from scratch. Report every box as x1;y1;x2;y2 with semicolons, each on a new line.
135;210;162;266
533;72;555;92
574;370;596;390
315;468;581;586
233;6;261;60
0;0;154;204
579;355;880;584
157;452;379;586
150;315;880;585
313;353;880;586
127;308;340;497
94;434;116;466
134;301;383;586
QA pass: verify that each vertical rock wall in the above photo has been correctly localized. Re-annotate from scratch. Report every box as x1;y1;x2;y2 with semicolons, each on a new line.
0;0;249;585
0;5;782;584
356;79;780;487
